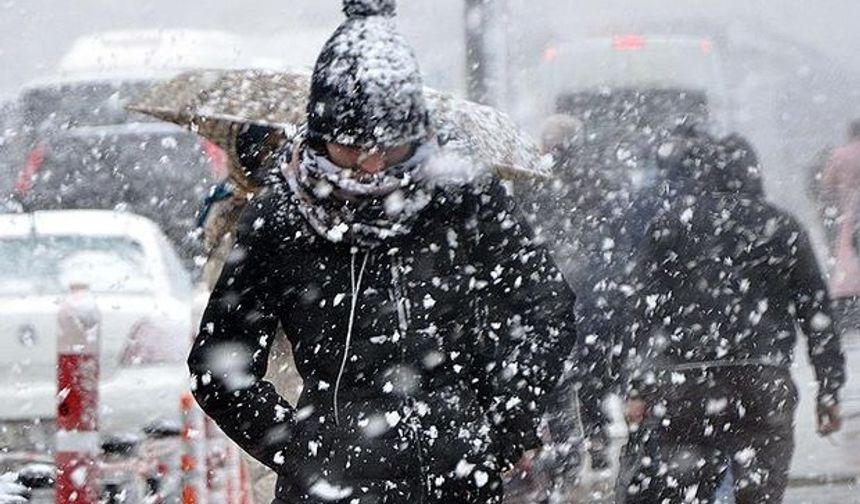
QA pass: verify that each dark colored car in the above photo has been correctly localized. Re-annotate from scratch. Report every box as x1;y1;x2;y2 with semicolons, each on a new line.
541;35;724;189
9;78;227;266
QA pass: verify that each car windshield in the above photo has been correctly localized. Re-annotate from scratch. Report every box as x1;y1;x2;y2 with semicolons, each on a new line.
0;235;154;295
20;80;156;131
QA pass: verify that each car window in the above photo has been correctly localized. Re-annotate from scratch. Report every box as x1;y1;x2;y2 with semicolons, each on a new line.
20;80;156;131
0;99;24;195
0;235;154;295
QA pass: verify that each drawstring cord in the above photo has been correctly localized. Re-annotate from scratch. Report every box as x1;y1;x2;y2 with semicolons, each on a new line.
390;256;410;334
334;248;369;426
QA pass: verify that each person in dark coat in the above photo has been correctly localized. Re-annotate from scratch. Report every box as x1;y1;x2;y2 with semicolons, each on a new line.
616;134;846;504
534;114;629;469
187;2;578;503
507;114;644;502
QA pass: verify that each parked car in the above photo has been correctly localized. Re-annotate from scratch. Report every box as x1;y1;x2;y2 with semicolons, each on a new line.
0;210;193;453
8;76;228;267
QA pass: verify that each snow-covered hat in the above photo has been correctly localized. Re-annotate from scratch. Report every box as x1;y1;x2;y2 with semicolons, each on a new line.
540;114;584;153
306;0;429;150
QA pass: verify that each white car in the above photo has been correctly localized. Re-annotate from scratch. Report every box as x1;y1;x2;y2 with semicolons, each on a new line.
0;210;193;450
57;29;285;77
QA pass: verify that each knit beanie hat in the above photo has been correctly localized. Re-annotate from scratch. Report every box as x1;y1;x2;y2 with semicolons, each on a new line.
306;0;430;150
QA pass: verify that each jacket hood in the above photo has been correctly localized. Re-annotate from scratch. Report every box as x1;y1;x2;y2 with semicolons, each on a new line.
663;133;764;197
714;134;764;196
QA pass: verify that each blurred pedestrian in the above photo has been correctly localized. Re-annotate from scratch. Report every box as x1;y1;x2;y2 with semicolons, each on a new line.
617;134;845;504
187;1;578;503
543;116;619;476
540;114;584;158
513;114;632;502
821;119;860;334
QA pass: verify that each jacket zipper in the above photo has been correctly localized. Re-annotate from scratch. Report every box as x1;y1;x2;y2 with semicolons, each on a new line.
390;254;428;503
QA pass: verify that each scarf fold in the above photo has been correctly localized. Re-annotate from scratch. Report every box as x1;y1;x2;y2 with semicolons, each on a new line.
284;138;437;247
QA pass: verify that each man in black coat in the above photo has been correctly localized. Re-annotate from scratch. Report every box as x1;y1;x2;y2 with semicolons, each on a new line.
187;1;577;503
616;134;845;504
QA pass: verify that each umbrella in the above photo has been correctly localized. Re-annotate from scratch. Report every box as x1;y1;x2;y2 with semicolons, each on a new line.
128;68;550;190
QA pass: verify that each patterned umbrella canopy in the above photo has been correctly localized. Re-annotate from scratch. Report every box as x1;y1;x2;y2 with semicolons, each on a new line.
128;68;550;190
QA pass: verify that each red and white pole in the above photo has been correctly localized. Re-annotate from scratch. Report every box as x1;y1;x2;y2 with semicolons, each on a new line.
204;418;228;504
238;460;252;504
56;284;101;504
224;444;239;504
180;392;206;504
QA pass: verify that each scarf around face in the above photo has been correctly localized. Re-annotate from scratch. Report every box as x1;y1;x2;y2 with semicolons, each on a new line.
283;138;437;247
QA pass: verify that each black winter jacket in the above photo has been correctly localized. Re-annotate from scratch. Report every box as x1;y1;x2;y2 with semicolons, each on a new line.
188;176;577;504
624;177;845;405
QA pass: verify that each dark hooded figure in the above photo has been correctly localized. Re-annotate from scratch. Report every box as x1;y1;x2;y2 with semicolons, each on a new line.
616;134;845;504
509;114;625;500
187;2;578;503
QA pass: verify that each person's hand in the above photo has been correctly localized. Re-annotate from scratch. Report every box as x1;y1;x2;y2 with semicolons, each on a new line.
817;403;842;436
624;399;648;426
503;449;538;481
515;448;537;474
